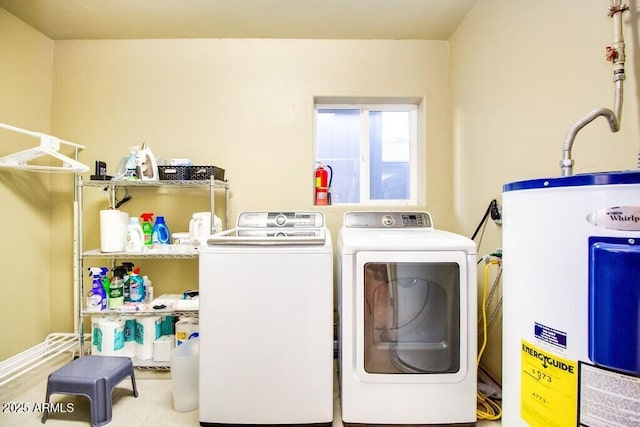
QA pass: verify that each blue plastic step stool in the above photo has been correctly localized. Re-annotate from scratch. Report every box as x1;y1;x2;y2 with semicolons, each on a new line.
41;355;138;427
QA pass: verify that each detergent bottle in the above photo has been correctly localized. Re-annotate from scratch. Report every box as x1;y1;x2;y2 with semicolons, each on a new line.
87;267;107;311
125;217;144;253
128;267;146;303
109;265;126;309
140;212;154;246
152;216;171;244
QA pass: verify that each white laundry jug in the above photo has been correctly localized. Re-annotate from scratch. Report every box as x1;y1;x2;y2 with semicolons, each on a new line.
189;212;211;245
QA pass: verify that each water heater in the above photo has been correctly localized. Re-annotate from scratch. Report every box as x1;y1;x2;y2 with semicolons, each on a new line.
502;171;640;427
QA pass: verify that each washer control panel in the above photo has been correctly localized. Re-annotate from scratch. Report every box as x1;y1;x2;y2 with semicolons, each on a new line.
237;211;325;228
344;211;433;229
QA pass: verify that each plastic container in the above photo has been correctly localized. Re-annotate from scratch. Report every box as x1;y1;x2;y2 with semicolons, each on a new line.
125;217;144;253
86;267;107;311
140;213;154;246
109;266;125;309
144;276;154;302
175;316;199;346
121;262;135;302
152;216;171;244
170;337;199;412
128;268;145;303
124;150;138;180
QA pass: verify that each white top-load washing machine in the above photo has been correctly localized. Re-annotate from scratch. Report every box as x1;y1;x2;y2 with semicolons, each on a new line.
338;211;477;425
198;211;333;426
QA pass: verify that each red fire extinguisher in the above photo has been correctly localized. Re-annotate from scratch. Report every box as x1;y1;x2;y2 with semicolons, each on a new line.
314;163;333;205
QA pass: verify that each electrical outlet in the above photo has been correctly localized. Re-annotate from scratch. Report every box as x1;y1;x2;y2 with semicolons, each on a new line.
490;200;502;225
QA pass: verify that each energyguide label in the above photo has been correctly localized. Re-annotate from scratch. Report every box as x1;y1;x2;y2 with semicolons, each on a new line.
520;340;578;427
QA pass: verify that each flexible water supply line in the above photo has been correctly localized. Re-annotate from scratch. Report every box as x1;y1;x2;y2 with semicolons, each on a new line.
560;1;628;176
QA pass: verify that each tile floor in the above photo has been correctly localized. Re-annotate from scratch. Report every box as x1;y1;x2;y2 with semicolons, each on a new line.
0;353;501;427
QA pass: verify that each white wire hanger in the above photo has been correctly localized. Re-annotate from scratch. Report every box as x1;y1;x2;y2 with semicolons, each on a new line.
0;122;89;173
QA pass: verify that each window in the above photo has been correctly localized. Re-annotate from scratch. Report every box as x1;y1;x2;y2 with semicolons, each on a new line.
314;101;420;205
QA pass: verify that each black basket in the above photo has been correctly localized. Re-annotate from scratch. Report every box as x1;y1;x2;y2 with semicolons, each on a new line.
189;166;225;181
158;166;190;180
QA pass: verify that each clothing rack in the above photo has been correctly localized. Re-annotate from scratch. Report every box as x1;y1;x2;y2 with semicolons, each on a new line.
0;333;89;387
0;122;89;385
0;122;88;173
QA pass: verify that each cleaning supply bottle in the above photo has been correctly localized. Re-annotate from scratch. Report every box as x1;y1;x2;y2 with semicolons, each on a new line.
109;266;126;309
87;267;107;311
144;276;154;303
124;150;138;180
100;267;111;306
121;262;135;303
125;217;144;253
152;216;171;244
128;267;146;303
140;213;154;246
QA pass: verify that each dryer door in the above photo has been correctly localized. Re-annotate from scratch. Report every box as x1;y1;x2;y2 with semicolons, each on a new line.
354;250;471;383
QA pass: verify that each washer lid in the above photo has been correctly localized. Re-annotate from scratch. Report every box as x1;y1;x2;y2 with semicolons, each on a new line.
503;170;640;192
205;211;329;247
207;227;327;246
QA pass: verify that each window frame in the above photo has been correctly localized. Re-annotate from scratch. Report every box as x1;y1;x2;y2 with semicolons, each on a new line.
314;101;421;206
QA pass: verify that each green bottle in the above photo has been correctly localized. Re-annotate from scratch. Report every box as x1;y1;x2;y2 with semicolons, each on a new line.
140;212;154;246
100;267;110;303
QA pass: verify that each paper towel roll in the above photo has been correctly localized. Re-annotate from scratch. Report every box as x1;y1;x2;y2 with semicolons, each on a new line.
122;316;137;358
100;210;129;252
135;316;161;360
92;318;125;356
91;316;105;355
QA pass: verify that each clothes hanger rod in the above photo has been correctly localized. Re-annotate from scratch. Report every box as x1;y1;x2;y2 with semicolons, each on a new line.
0;122;85;150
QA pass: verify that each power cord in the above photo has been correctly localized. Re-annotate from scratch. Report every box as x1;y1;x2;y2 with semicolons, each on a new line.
471;199;501;241
115;193;131;209
101;186;131;209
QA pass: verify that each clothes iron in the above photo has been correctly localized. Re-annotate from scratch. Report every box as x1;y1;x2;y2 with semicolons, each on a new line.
135;142;159;181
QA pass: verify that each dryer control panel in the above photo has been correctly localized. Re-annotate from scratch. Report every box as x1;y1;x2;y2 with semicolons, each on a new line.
344;211;433;228
237;211;325;228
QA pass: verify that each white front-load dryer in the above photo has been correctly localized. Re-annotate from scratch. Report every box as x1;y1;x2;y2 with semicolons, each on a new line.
338;211;477;425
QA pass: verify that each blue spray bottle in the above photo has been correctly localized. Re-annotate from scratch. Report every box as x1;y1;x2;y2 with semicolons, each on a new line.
87;267;107;311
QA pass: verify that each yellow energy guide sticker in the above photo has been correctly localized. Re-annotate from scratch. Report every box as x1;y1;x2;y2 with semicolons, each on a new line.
521;340;578;427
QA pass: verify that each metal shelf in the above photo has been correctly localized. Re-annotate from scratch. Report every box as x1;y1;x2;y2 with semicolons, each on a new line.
75;173;229;369
81;178;229;189
82;248;199;259
82;309;198;316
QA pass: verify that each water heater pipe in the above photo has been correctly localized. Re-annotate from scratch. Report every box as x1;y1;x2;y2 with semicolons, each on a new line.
560;1;628;176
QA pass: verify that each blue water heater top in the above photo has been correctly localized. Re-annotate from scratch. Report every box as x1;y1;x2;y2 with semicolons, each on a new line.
503;170;640;192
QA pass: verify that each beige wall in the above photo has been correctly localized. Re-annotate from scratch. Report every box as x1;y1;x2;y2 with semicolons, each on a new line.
48;39;453;339
4;1;636;387
0;9;55;360
450;0;640;381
